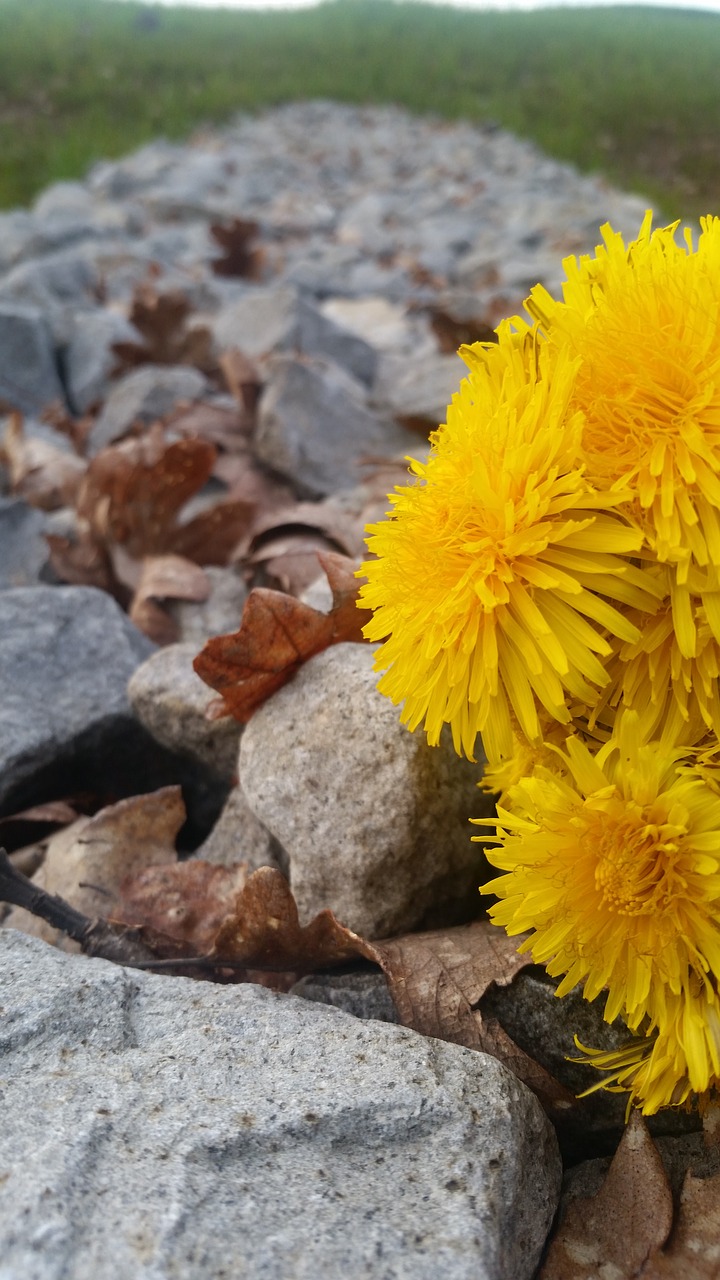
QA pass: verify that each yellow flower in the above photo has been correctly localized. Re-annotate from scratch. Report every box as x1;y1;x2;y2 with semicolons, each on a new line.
359;337;656;764
477;713;720;1029
576;983;720;1114
524;212;720;580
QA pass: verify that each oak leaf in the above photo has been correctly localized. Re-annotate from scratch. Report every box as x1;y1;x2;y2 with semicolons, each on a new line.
210;218;264;279
193;550;373;721
112;283;215;375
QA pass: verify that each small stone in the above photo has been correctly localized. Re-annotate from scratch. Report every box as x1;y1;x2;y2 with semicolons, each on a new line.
239;642;493;939
88;363;208;454
256;355;417;498
0;499;50;587
128;642;241;781
212;283;377;386
0;303;65;415
291;970;399;1024
192;783;281;872
63;307;142;414
0;929;561;1280
0;586;152;815
374;350;467;430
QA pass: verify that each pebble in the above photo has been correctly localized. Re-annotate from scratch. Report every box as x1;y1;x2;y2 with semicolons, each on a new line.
239;642;494;939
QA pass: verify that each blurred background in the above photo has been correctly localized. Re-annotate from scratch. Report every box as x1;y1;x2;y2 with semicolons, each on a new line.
0;0;719;219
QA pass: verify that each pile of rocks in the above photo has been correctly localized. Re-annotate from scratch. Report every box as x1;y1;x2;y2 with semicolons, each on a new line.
0;103;675;1278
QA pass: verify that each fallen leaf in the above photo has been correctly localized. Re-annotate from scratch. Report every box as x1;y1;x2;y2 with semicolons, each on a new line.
210;217;264;279
76;426;255;562
642;1168;720;1278
128;554;210;644
112;283;216;375
540;1111;673;1279
367;922;574;1113
4;788;184;949
2;412;85;510
166;400;254;453
45;529;119;597
193;551;373;721
114;860;250;954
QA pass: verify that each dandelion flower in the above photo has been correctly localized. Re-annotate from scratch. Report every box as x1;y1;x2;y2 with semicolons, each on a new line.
576;981;720;1114
477;713;720;1028
359;340;656;763
524;213;720;578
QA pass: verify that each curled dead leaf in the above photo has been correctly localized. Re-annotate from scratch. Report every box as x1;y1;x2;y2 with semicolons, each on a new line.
128;554;210;644
2;412;85;510
540;1111;673;1279
193;550;372;721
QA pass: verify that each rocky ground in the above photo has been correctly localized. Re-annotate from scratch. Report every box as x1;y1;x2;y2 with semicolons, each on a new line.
0;102;711;1279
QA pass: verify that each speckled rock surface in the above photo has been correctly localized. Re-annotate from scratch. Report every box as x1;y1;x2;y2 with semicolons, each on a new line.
0;929;561;1280
239;642;494;939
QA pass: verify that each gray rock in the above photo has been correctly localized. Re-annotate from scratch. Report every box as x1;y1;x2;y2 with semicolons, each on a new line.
212;285;377;386
239;643;493;939
481;968;700;1155
193;783;281;872
128;642;241;781
374;351;467;428
0;586;153;815
0;499;50;587
0;303;65;415
256;355;417;498
291;970;399;1024
63;308;141;414
0;929;561;1280
0;249;101;342
88;363;208;453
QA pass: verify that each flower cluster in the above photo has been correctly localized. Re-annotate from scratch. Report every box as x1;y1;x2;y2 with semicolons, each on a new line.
359;214;720;1114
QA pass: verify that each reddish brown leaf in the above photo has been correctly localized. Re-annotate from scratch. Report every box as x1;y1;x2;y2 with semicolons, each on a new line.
4;788;184;950
193;551;372;721
171;499;254;565
112;283;216;375
210;217;264;279
128;554;210;644
541;1111;673;1279
429;305;499;354
114;860;249;954
642;1169;720;1278
367;922;574;1113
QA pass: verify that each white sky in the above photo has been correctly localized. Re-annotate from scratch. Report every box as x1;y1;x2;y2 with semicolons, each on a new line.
119;0;720;12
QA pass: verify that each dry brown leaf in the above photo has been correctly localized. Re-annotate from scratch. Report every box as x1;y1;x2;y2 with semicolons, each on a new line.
4;788;184;949
368;922;574;1113
641;1169;720;1278
114;860;250;954
210;217;264;279
45;529;119;596
541;1111;673;1279
112;284;216;375
2;412;86;510
429;306;498;354
193;551;372;721
76;426;255;563
128;554;210;644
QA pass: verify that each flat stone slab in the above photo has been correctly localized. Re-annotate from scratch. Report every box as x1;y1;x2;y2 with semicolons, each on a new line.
0;930;561;1280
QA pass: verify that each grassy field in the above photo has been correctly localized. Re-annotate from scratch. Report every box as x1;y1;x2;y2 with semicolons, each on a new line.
1;0;719;219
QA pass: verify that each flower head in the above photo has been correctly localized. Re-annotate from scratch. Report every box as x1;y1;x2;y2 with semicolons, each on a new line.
576;982;720;1114
477;713;720;1028
524;213;720;579
359;338;655;763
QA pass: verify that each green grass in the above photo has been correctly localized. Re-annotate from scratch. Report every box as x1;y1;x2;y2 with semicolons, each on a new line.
1;0;720;219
